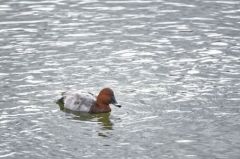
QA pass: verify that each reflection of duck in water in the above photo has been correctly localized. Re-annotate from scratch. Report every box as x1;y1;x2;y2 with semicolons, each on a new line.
57;88;121;113
57;99;114;133
72;113;113;131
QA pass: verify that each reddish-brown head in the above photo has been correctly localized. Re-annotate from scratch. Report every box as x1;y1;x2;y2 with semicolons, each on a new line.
96;88;121;108
91;88;121;113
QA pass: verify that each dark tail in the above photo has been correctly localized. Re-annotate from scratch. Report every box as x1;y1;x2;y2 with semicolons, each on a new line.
56;97;64;110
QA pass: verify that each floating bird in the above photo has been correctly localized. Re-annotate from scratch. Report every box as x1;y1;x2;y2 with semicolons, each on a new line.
57;88;121;113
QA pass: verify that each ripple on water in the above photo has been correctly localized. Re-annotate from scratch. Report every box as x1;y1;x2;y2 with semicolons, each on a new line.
211;42;229;46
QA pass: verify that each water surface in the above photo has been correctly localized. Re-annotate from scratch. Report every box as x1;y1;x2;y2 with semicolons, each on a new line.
0;0;240;158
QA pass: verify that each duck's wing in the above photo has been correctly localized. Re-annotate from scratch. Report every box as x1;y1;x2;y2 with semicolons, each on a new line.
63;92;95;112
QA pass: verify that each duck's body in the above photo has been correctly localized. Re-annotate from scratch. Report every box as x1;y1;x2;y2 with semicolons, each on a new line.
63;91;96;112
59;88;121;113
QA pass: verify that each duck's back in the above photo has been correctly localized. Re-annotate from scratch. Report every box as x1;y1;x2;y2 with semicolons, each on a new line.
63;91;95;112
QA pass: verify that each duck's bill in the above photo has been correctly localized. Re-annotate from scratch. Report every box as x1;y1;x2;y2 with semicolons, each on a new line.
113;103;122;108
111;96;122;108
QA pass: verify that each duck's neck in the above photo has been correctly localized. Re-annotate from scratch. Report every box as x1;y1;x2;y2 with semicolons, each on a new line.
90;103;111;113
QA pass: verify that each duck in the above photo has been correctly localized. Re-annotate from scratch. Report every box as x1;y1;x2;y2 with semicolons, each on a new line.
57;88;121;113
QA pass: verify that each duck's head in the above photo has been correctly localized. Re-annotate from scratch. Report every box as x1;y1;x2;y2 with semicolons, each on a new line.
96;88;121;108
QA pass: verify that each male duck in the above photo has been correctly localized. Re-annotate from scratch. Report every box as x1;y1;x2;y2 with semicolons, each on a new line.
58;88;121;113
